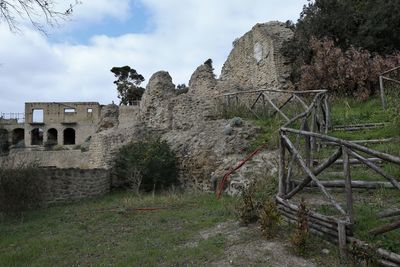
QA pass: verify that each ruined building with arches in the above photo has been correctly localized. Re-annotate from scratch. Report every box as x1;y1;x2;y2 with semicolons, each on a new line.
0;102;102;153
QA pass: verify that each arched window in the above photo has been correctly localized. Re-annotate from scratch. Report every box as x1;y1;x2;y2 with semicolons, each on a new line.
47;128;58;145
31;128;44;145
0;129;9;153
12;128;24;146
63;128;75;145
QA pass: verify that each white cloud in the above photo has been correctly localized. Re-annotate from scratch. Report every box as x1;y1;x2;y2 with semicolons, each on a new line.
0;0;305;112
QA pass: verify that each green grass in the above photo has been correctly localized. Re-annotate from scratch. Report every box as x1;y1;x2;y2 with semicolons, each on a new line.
0;192;237;267
291;96;400;254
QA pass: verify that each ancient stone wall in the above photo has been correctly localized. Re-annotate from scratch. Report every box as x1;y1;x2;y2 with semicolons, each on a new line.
40;168;110;204
220;21;293;91
118;105;140;128
0;149;89;168
24;102;102;147
1;21;290;193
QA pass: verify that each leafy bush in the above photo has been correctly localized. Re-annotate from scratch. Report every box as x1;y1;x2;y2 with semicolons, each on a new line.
0;163;45;216
114;138;179;192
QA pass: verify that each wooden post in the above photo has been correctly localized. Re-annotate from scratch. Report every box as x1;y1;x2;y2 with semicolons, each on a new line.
342;146;354;224
380;75;386;110
338;221;348;262
304;121;312;167
278;132;287;197
310;106;317;162
324;94;330;133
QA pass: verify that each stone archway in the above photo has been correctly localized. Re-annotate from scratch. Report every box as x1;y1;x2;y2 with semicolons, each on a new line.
31;128;44;145
63;128;75;145
47;128;58;145
12;128;24;146
0;129;9;153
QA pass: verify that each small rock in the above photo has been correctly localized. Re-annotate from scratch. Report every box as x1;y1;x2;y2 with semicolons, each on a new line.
322;249;330;255
224;125;233;135
230;117;243;127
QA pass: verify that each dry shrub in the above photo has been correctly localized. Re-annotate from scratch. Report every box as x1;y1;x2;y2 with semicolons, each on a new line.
0;162;45;216
259;199;282;238
299;38;400;100
235;184;260;225
290;199;309;255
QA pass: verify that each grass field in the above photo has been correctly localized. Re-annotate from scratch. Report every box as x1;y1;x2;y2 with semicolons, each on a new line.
0;192;236;267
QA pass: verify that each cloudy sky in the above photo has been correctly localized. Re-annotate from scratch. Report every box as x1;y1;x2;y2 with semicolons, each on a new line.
0;0;306;113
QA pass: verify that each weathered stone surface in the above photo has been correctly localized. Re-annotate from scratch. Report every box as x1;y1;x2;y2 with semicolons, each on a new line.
220;21;293;91
140;71;176;130
40;168;110;204
96;104;119;133
85;22;291;192
2;21;290;195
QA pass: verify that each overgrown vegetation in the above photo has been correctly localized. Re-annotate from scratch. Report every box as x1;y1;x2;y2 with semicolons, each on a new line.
0;162;45;216
113;138;179;192
259;200;281;238
282;0;400;97
235;174;278;225
290;199;310;255
0;192;236;266
297;38;400;99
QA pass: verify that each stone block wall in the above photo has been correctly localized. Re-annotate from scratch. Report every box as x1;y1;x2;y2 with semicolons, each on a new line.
1;150;89;168
41;168;110;204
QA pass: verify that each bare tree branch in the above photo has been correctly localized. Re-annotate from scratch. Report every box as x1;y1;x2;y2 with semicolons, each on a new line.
0;0;81;33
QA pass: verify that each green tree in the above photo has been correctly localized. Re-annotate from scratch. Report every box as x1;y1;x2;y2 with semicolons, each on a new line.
110;66;145;105
114;138;179;192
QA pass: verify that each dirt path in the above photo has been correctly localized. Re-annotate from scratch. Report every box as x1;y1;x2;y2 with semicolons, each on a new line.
190;221;317;267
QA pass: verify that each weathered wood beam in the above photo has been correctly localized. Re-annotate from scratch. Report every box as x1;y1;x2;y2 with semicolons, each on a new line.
276;196;350;226
293;94;308;111
278;134;286;197
262;93;290;122
250;92;264;109
292;180;395;189
222;88;327;97
382;76;400;85
342;146;354;223
381;65;400;76
369;220;400;236
313;157;383;165
237;97;261;119
284;148;342;199
323;138;394;145
280;127;400;165
281;135;347;215
378;209;400;219
271;95;294;117
347;150;400;190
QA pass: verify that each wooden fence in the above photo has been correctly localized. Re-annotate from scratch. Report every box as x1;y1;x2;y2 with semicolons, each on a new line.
222;89;329;123
276;92;400;265
380;65;400;109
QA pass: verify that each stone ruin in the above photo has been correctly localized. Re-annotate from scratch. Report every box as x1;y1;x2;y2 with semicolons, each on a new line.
0;21;293;193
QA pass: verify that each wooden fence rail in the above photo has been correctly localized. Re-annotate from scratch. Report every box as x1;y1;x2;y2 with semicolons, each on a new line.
276;90;400;264
379;65;400;109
